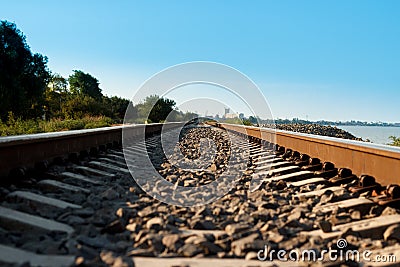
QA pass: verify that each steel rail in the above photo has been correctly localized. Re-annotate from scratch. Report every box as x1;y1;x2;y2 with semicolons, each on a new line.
0;122;184;178
217;123;400;185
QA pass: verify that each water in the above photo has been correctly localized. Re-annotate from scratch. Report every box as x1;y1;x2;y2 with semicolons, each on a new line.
336;125;400;145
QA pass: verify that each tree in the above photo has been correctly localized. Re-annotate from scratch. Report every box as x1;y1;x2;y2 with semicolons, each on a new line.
68;70;102;100
62;94;102;119
106;96;130;119
248;116;258;125
136;95;176;123
0;20;50;120
48;73;68;94
44;73;68;119
242;119;253;126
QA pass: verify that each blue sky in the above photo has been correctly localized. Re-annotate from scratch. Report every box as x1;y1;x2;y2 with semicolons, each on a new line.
2;0;399;122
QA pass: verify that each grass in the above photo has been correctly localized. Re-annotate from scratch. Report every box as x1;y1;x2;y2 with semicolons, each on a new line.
0;115;114;136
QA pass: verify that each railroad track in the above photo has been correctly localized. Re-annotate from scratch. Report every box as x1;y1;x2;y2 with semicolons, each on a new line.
0;123;400;267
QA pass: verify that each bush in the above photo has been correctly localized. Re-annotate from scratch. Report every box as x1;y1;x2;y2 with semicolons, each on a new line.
389;136;400;147
0;115;115;136
83;116;113;129
41;119;85;131
0;112;41;136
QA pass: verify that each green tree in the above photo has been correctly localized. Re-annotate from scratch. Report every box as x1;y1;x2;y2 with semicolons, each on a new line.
248;116;259;125
242;119;253;126
136;95;176;123
62;94;102;119
0;20;50;120
68;70;102;100
44;73;68;119
48;73;68;94
102;96;130;120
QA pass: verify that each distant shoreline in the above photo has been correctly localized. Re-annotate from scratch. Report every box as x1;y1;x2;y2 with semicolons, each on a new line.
323;124;400;127
266;119;400;127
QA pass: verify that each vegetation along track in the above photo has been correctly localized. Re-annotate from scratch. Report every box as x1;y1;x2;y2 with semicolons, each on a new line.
1;123;400;267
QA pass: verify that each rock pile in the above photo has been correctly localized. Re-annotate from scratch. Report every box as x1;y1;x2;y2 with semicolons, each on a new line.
262;123;363;141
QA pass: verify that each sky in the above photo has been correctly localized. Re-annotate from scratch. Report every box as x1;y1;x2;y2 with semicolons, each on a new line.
2;0;400;122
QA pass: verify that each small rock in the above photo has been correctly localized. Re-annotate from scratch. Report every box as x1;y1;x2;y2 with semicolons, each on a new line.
65;239;79;254
126;223;140;233
320;192;333;204
217;252;226;258
115;240;131;252
115;208;124;218
350;210;361;220
245;251;259;260
77;235;110;249
383;224;400;241
77;244;101;260
134;229;149;243
100;251;116;265
340;227;359;239
231;233;259;256
318;221;332;233
75;257;85;265
101;188;120;200
268;231;284;243
345;234;360;245
178;243;202;257
192;219;216;230
382;207;398;216
260;222;275;232
162;234;182;251
91;208;118;226
73;207;95;217
185;235;207;244
369;205;384;216
147;235;165;253
284;219;301;228
225;223;250;235
138;206;156;217
276;180;287;190
126;248;154;257
330;214;351;225
59;215;86;225
102;220;125;234
199;241;223;255
112;257;132;267
195;207;212;216
146;217;164;231
210;164;217;171
288;210;303;221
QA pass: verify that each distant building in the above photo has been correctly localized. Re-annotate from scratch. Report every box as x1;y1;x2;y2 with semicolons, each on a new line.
224;113;238;119
223;107;238;119
224;108;230;116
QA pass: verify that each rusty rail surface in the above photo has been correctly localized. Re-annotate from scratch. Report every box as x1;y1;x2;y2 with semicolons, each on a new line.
218;123;400;185
0;122;184;178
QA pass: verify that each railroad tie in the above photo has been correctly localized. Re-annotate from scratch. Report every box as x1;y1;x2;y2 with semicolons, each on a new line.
0;206;74;234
